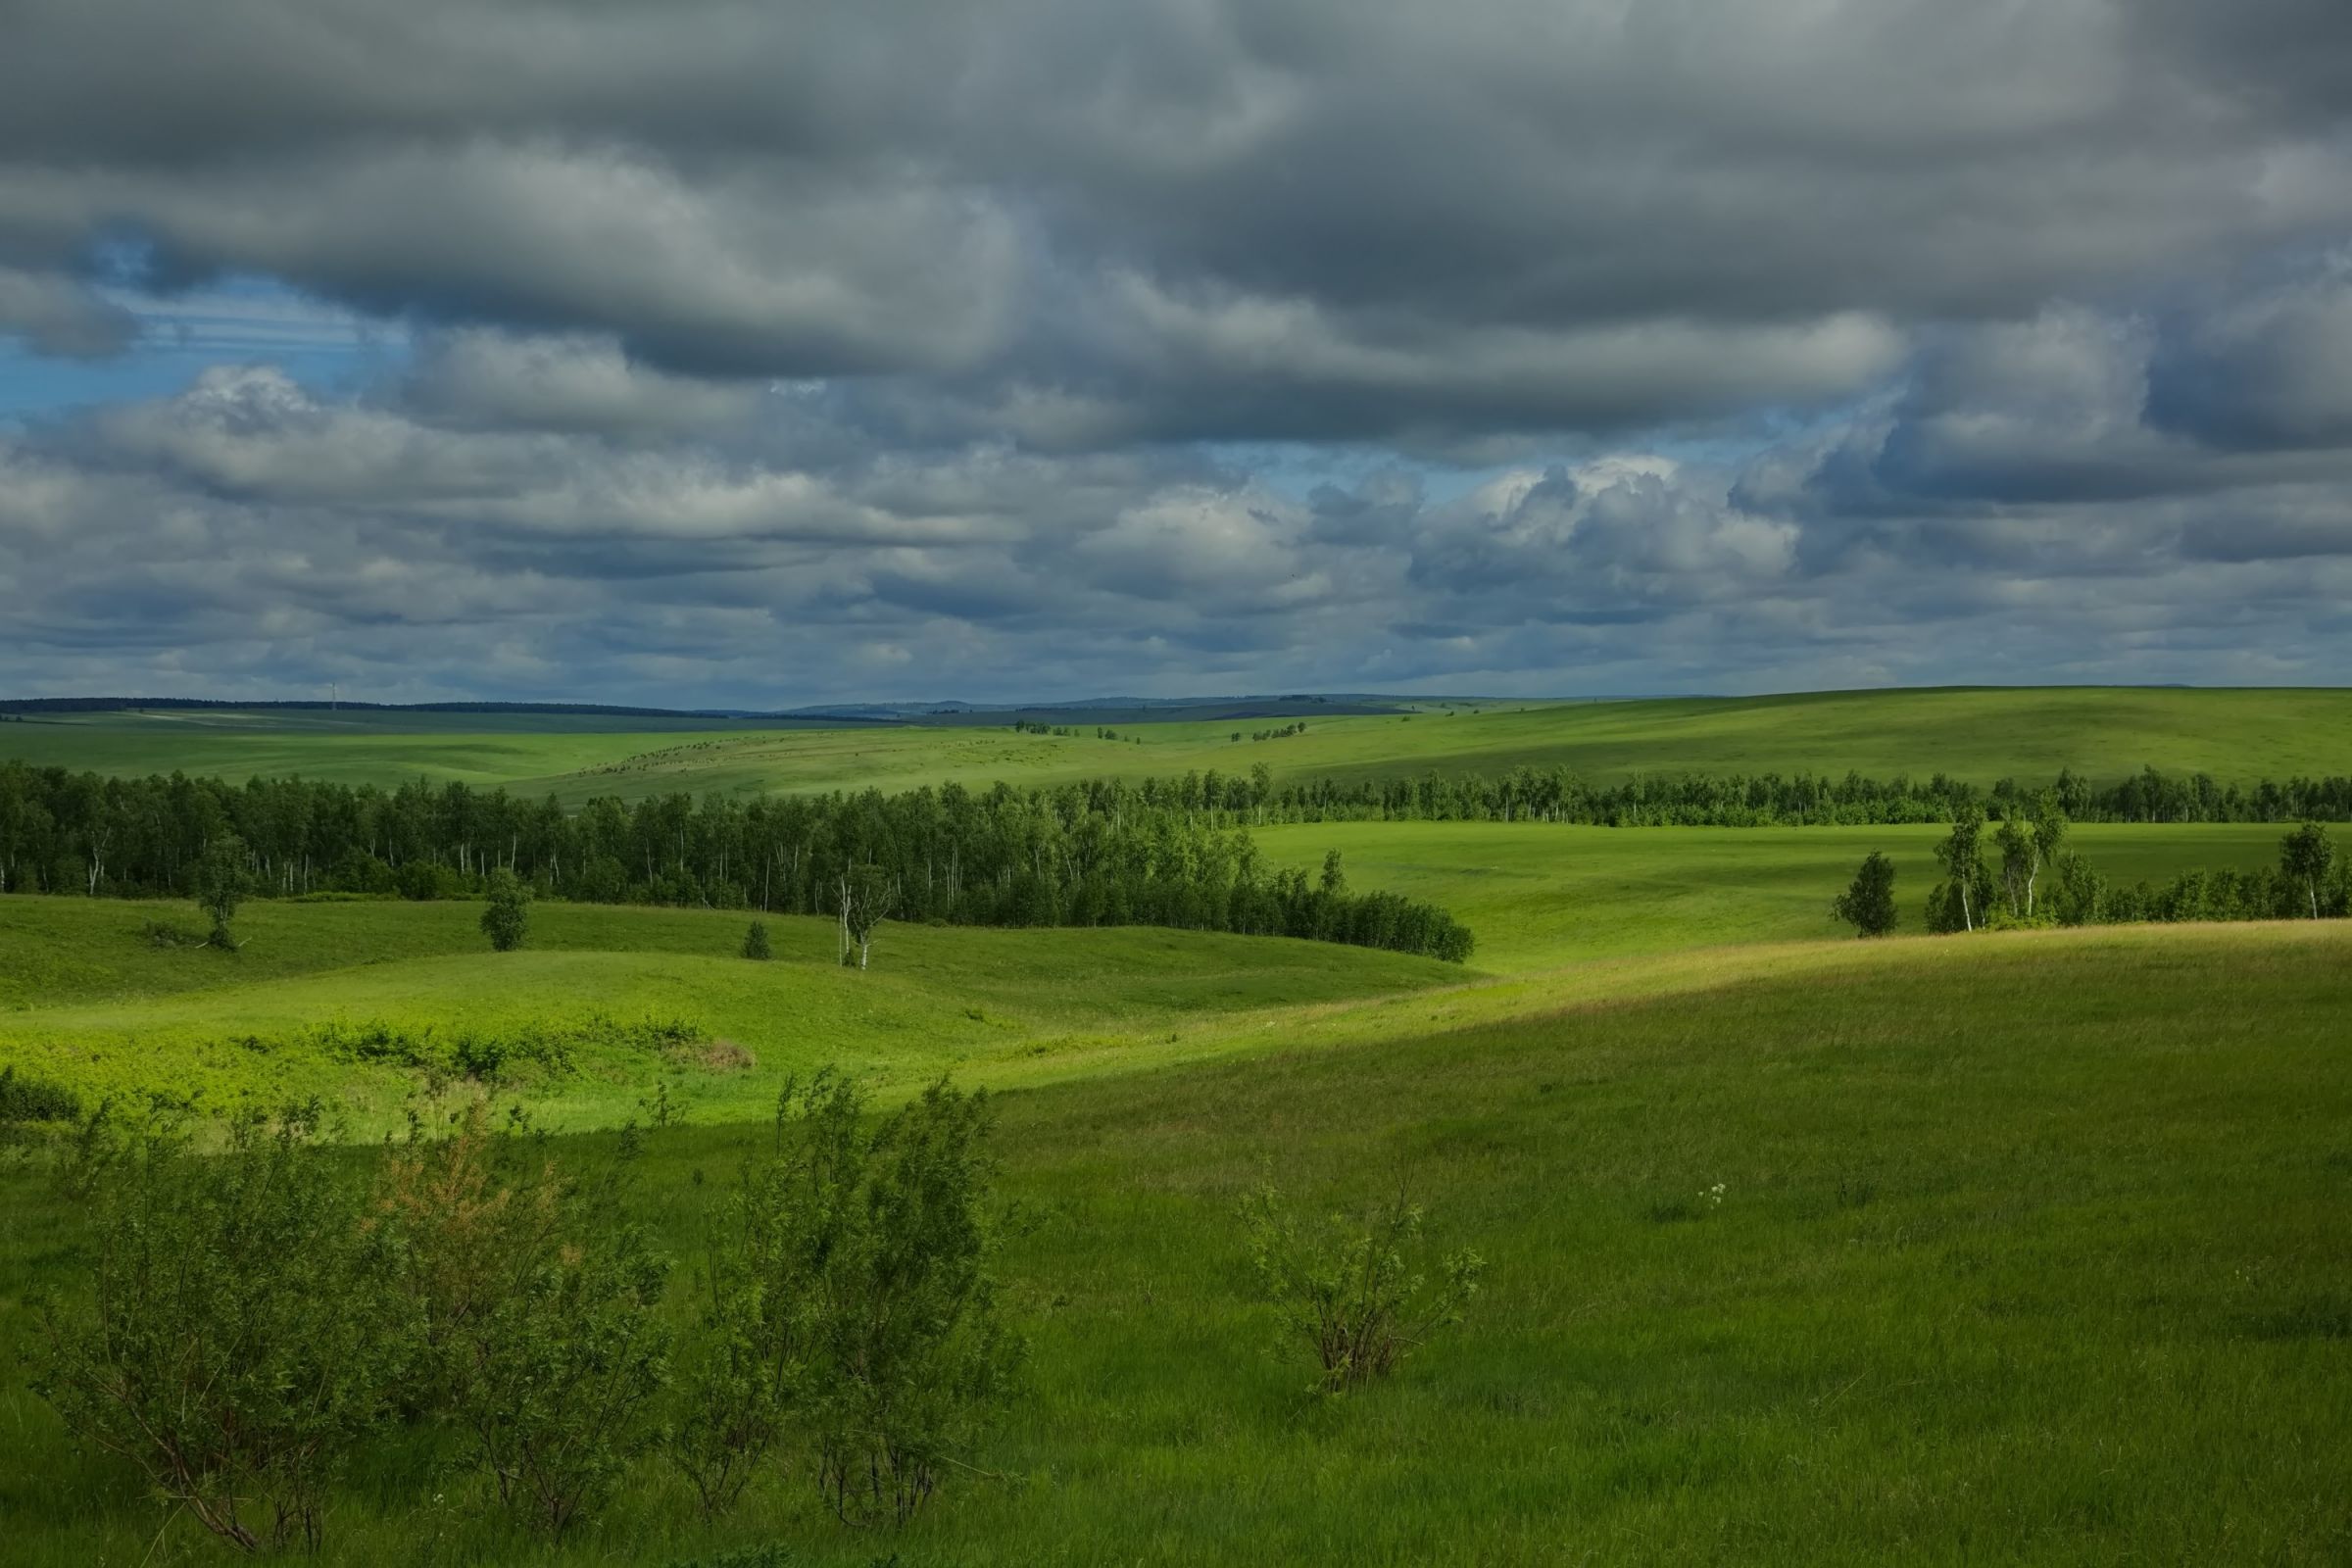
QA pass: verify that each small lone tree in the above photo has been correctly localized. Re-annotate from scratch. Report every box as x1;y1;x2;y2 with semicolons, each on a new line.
194;833;250;950
741;919;772;960
1833;851;1898;937
2280;821;2334;920
1319;849;1347;895
837;864;894;969
481;867;531;952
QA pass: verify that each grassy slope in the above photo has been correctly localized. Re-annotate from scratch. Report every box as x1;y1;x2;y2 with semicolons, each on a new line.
1253;820;2295;970
0;896;1457;1129
3;922;2346;1565
7;687;2351;801
0;817;2288;1113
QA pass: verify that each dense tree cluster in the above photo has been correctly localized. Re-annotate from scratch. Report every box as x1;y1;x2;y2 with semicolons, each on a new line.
1257;764;2352;826
1843;808;2351;938
0;763;1474;963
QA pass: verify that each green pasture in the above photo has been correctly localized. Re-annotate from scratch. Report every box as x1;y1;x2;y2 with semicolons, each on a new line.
1254;820;2298;971
2;920;2346;1564
7;687;2350;801
0;819;2299;1118
0;896;1458;1129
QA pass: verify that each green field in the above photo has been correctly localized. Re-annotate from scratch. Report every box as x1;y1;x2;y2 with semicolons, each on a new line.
1254;820;2295;970
4;919;2347;1564
0;820;2290;1115
8;686;2351;801
2;690;2347;1564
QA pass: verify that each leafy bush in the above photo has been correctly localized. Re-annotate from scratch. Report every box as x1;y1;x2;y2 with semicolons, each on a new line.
1241;1178;1486;1393
34;1100;405;1552
671;1071;1021;1526
741;919;773;960
140;916;204;949
300;1011;704;1084
480;867;532;952
0;1065;81;1123
375;1104;670;1538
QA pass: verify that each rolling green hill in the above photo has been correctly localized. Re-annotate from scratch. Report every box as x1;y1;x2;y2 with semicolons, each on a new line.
1252;820;2296;970
0;816;2307;1121
3;919;2346;1564
1;688;2344;1565
0;896;1458;1127
5;687;2349;802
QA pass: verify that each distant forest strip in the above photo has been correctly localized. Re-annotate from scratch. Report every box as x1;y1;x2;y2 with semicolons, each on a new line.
0;762;1476;963
1258;763;2352;826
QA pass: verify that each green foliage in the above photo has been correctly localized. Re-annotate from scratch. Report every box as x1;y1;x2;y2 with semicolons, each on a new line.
837;864;895;969
1;927;2349;1561
479;867;531;952
1929;808;1991;933
0;1064;79;1123
673;1072;1021;1527
194;833;249;949
741;918;772;960
1241;1178;1486;1394
2280;821;2334;918
376;1103;671;1538
139;916;203;949
1832;851;1898;937
33;1100;403;1552
303;1011;699;1084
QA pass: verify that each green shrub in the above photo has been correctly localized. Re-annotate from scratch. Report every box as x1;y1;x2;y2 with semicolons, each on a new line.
33;1100;405;1553
480;868;532;952
0;1065;81;1123
1241;1178;1486;1393
670;1071;1021;1527
377;1105;669;1538
140;916;204;949
741;919;773;960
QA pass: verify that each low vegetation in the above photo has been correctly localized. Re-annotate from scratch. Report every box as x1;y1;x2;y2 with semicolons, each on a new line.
1;695;2345;1564
3;924;2344;1563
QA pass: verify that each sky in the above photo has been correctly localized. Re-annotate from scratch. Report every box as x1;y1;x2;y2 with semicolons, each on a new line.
2;0;2350;708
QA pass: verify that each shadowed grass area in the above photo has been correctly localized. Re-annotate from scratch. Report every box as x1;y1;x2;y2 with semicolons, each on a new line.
1;922;2345;1564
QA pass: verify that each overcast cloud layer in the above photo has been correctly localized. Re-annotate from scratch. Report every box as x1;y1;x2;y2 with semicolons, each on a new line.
3;0;2350;704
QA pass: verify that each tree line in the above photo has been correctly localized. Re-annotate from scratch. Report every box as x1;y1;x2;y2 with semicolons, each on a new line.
1835;807;2346;937
1255;763;2352;826
0;762;1474;963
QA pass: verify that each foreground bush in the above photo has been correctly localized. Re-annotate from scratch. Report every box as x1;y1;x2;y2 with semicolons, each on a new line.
1242;1179;1485;1394
672;1072;1021;1526
34;1101;402;1552
31;1071;1025;1549
377;1104;670;1538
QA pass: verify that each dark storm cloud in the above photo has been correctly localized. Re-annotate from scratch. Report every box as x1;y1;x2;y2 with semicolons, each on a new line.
4;1;2352;701
4;0;2348;441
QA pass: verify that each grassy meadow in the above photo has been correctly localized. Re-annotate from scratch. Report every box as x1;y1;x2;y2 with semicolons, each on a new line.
1253;820;2297;970
7;686;2351;801
1;690;2346;1564
2;920;2347;1564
